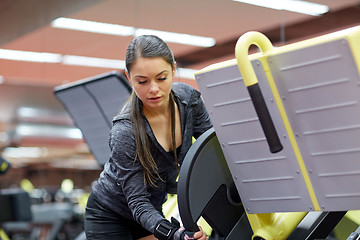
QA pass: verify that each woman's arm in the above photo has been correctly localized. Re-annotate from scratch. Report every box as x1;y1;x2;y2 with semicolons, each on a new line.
109;120;164;232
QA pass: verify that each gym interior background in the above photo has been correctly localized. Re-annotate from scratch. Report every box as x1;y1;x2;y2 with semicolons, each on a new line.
1;0;360;239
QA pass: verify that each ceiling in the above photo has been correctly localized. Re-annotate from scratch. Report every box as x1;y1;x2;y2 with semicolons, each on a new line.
1;0;360;166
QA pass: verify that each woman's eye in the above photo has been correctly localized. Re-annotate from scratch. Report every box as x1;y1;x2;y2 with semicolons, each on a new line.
158;77;167;81
138;80;147;84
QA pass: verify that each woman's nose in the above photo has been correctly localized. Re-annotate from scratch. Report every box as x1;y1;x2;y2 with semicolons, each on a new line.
149;81;159;93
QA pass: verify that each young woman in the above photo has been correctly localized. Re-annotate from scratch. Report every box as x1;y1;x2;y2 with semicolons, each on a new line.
84;35;212;240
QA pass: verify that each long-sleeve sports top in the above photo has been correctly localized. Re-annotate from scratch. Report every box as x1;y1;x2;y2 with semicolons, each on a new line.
92;82;212;233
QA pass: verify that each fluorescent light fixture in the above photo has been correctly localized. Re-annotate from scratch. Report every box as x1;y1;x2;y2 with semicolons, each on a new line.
51;17;135;36
0;49;198;79
16;123;83;139
3;147;48;158
62;55;126;69
17;107;51;118
51;17;216;47
16;106;73;125
233;0;329;16
0;49;62;63
176;68;197;80
135;29;216;47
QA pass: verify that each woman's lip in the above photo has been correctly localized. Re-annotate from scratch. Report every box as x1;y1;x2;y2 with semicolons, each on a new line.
148;96;161;101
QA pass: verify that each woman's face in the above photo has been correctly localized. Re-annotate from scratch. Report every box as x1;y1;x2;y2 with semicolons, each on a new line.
126;57;176;112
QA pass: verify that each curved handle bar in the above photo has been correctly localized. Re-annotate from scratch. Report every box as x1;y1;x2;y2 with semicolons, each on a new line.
235;31;283;153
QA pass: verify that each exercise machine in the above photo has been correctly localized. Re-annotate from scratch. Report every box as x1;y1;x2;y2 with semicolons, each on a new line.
187;25;360;239
54;71;132;167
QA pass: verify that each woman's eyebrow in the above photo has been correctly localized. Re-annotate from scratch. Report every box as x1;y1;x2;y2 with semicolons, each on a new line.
134;75;147;78
155;70;169;77
134;70;169;78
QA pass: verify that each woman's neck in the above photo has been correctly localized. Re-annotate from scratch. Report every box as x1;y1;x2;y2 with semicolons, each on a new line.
143;101;170;120
143;98;181;152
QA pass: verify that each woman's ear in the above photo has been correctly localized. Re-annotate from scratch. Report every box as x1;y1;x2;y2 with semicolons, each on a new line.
125;72;135;92
125;71;133;88
125;71;130;81
172;62;177;76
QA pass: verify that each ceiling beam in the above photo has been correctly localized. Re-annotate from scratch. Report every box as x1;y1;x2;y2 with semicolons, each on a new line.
176;4;360;67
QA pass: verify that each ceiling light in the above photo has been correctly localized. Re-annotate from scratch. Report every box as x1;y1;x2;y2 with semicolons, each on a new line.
62;55;126;69
0;49;198;79
3;147;48;158
51;17;135;36
175;68;197;80
135;29;216;47
17;107;52;118
16;106;73;125
233;0;329;16
0;49;62;63
51;17;216;47
15;123;83;139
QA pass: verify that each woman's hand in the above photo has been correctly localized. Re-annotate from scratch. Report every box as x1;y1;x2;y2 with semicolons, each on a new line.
154;218;209;240
192;226;208;240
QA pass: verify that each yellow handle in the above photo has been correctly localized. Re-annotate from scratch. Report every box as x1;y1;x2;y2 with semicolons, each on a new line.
234;31;283;154
235;31;273;87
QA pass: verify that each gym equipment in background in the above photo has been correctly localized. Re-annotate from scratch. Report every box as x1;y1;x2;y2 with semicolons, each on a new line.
54;71;132;167
0;155;10;175
0;188;32;223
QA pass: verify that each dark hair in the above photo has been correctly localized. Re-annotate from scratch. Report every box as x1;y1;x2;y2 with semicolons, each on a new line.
126;35;175;73
125;35;178;187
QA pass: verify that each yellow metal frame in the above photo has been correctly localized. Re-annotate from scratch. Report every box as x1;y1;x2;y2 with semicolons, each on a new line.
0;229;10;240
194;25;360;239
246;212;308;240
234;31;319;240
235;31;320;210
